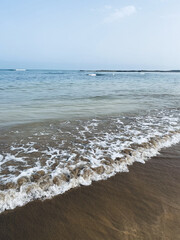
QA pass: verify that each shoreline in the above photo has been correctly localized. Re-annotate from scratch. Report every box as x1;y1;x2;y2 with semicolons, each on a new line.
0;143;180;240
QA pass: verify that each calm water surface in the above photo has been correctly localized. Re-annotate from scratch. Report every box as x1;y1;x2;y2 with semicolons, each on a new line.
0;70;180;126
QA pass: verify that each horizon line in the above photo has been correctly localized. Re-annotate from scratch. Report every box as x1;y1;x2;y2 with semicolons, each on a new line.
1;68;180;72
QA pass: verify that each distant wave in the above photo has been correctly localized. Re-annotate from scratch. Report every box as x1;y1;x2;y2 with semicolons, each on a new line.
15;69;26;71
88;73;96;76
87;73;107;77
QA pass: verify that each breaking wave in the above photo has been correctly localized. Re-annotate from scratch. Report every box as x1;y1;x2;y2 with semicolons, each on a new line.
0;109;180;213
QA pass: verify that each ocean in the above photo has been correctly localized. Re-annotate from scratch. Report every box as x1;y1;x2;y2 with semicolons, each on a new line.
0;69;180;213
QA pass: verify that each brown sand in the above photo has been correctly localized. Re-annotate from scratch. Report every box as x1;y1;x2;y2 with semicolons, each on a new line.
0;144;180;240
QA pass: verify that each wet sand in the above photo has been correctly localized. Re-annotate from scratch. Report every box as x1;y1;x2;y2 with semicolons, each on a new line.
0;144;180;240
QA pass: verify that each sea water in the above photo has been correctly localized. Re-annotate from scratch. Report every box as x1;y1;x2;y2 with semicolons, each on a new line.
0;69;180;212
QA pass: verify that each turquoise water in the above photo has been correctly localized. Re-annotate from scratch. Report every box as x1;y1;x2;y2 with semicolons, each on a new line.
0;69;180;212
0;70;180;126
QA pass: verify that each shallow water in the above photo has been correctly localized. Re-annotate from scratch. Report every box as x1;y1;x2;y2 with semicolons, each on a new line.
0;70;180;212
0;70;180;126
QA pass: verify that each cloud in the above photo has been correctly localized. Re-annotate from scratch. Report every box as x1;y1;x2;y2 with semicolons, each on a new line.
104;5;136;23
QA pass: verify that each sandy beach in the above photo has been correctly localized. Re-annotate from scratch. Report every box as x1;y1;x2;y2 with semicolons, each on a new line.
0;143;180;240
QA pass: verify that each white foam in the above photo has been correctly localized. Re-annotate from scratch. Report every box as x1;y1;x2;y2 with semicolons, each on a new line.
0;110;180;213
15;69;26;71
88;74;96;76
0;132;180;213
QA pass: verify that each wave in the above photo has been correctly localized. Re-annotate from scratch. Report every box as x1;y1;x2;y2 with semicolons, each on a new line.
0;109;179;213
15;69;26;71
88;73;97;76
87;73;108;77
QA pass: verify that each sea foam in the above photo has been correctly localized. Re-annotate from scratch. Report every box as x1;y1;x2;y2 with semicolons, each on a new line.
0;109;179;213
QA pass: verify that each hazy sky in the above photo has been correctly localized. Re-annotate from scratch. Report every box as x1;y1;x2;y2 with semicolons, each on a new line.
0;0;180;69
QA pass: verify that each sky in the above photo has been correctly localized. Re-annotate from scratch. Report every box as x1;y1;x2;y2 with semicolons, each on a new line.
0;0;180;70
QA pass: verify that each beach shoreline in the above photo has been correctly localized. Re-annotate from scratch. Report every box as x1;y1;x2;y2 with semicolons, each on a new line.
0;143;180;240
